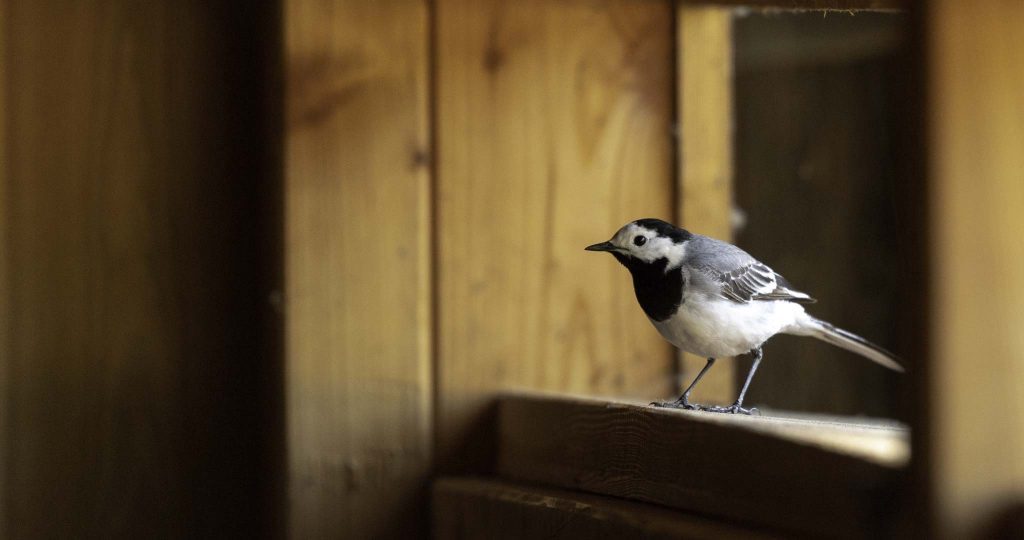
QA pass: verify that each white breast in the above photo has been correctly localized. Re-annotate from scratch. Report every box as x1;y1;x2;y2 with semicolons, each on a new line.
650;289;807;358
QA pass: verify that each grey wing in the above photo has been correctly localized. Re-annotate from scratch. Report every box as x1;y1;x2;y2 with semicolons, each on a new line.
687;235;816;304
756;272;817;303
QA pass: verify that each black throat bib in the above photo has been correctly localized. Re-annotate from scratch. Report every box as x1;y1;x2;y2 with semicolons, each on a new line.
612;253;683;322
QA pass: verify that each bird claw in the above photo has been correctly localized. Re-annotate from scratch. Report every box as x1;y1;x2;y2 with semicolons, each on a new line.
705;403;760;415
650;399;760;415
650;400;701;411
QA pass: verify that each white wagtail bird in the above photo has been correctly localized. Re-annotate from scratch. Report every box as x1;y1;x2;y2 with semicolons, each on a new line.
587;218;904;414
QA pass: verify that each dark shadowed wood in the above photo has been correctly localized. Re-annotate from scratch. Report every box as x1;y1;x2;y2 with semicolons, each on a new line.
284;1;432;538
497;393;907;539
732;12;905;418
0;0;8;528
433;477;784;540
435;0;676;472
0;2;281;537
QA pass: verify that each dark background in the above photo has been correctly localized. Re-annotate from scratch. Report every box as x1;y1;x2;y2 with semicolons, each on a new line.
732;12;906;418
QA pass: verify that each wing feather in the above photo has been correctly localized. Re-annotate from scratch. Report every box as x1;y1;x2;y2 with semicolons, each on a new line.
710;262;816;304
684;234;816;304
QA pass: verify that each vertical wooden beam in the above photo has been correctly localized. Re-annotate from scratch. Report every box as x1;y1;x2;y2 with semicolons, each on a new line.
284;1;432;537
0;2;278;537
0;1;8;534
925;0;1024;537
435;0;675;470
677;6;736;404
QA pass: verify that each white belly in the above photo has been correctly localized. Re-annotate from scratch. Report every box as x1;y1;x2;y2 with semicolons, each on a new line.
651;291;806;358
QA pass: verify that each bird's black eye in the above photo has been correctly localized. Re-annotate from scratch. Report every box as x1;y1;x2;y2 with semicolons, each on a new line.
633;235;647;247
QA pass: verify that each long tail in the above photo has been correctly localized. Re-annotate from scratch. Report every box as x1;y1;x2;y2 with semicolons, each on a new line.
797;316;905;372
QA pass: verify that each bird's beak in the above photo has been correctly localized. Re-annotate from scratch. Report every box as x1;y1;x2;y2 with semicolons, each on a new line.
585;241;616;252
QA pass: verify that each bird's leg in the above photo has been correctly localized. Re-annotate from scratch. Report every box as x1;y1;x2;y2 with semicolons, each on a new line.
651;358;715;410
708;348;763;415
734;347;763;409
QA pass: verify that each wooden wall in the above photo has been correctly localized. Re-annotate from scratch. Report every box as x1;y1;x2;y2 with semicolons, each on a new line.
0;1;714;537
284;0;683;533
19;1;1015;539
0;1;281;538
280;0;683;535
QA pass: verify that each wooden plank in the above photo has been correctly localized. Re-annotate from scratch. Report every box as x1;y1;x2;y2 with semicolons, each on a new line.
679;0;905;12
282;2;432;539
924;0;1024;537
284;1;432;538
0;2;278;537
434;477;783;540
677;6;736;405
497;393;908;539
435;0;676;470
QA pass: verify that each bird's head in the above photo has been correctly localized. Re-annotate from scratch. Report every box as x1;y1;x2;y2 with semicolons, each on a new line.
585;218;693;268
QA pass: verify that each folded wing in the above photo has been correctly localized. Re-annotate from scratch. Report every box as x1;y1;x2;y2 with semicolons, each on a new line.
710;262;816;304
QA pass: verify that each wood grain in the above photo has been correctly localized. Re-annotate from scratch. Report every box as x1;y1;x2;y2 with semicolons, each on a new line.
926;0;1024;536
435;0;676;470
433;477;783;540
677;6;736;405
0;2;279;537
497;393;908;539
284;1;432;538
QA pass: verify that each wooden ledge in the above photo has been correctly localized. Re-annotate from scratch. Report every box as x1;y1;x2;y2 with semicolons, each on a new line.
433;477;783;540
681;0;905;12
496;393;909;538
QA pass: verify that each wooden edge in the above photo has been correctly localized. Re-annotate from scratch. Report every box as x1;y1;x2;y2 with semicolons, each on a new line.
496;393;908;538
433;476;784;540
0;2;7;535
678;0;905;12
496;391;909;465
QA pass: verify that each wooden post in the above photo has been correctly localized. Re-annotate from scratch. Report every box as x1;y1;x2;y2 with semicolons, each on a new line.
0;0;8;533
677;6;736;405
0;2;278;537
284;1;432;537
924;0;1024;536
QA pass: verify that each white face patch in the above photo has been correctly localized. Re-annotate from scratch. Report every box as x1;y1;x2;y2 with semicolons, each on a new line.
609;223;687;269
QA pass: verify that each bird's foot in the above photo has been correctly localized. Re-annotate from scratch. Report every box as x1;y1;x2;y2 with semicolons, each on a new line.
650;399;702;411
706;403;760;415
